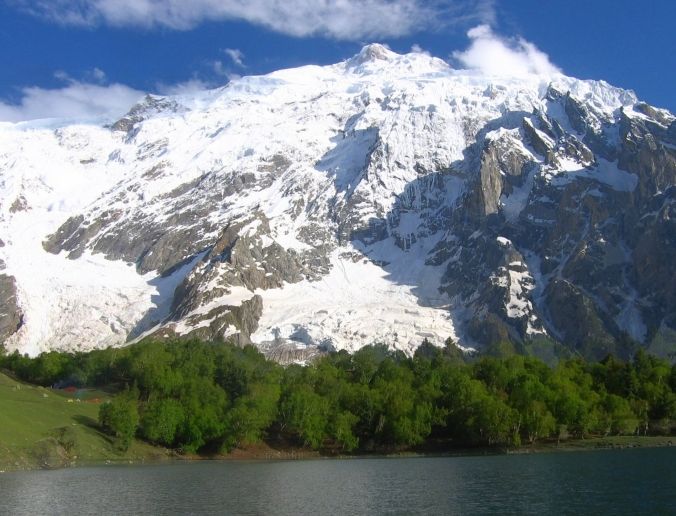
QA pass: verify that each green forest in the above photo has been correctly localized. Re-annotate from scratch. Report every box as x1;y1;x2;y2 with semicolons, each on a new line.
1;340;675;455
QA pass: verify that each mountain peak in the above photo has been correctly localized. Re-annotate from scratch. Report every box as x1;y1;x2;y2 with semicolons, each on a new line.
357;43;396;61
341;43;449;77
346;43;397;68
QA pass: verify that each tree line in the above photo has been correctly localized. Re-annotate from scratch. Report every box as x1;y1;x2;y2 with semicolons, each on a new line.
1;340;675;453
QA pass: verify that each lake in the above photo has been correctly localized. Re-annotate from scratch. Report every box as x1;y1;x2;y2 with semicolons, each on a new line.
1;448;674;515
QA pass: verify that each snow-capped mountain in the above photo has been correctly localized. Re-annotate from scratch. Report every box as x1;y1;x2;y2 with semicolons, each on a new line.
1;44;674;360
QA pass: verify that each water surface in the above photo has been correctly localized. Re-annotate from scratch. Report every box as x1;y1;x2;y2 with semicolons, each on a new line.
1;448;674;515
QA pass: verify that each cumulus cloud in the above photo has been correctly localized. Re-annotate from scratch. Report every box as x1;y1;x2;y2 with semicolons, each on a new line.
453;25;561;77
12;0;492;40
223;48;245;68
0;80;144;123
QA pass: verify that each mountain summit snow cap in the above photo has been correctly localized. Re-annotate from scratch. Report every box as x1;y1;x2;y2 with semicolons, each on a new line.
345;43;398;70
343;43;447;76
353;43;397;63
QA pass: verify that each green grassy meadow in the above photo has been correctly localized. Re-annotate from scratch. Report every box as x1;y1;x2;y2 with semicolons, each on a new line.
0;372;167;471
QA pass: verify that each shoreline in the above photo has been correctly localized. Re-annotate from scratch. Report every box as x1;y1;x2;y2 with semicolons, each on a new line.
2;435;673;474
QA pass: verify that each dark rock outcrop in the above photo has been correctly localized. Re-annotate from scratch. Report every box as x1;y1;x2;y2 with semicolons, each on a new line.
0;273;23;344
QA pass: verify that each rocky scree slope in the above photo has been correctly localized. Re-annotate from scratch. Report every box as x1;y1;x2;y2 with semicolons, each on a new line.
0;44;674;361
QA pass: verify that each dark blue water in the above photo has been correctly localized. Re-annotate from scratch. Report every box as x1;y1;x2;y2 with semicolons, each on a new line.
1;448;675;515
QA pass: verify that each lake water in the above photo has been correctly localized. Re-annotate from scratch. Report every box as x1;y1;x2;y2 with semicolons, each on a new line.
1;448;675;515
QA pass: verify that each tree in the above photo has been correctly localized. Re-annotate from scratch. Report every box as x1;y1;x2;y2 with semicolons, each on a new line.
128;342;178;397
224;381;281;450
331;411;359;451
99;387;140;451
520;400;556;443
441;337;466;364
551;359;601;437
509;374;556;443
175;377;228;453
600;394;638;435
472;391;519;446
141;398;185;446
351;347;381;385
279;384;328;449
414;338;441;361
28;352;74;386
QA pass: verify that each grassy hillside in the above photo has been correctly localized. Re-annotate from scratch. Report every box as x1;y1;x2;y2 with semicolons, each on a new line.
0;372;168;471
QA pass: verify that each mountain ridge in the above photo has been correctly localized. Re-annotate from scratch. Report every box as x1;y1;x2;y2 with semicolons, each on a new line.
0;45;674;360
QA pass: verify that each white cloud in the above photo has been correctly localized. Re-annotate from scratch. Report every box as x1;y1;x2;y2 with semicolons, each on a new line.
155;79;212;96
453;24;561;77
211;60;240;81
212;60;229;76
223;48;245;68
90;67;108;83
53;70;71;82
55;68;108;84
0;64;244;123
410;44;430;56
14;0;492;40
0;81;144;123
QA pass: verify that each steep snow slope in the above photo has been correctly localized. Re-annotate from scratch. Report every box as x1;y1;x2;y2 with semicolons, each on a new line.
1;45;674;359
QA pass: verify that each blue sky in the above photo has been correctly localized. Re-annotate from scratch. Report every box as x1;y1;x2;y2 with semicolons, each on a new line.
0;0;673;121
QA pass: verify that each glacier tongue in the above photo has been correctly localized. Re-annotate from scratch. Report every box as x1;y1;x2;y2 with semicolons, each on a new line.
1;45;673;359
251;246;458;355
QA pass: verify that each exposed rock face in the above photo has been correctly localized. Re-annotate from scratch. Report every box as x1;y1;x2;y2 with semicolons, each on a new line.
434;90;675;357
0;271;22;344
0;46;674;359
110;95;185;135
261;342;327;366
0;250;22;343
148;294;263;345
